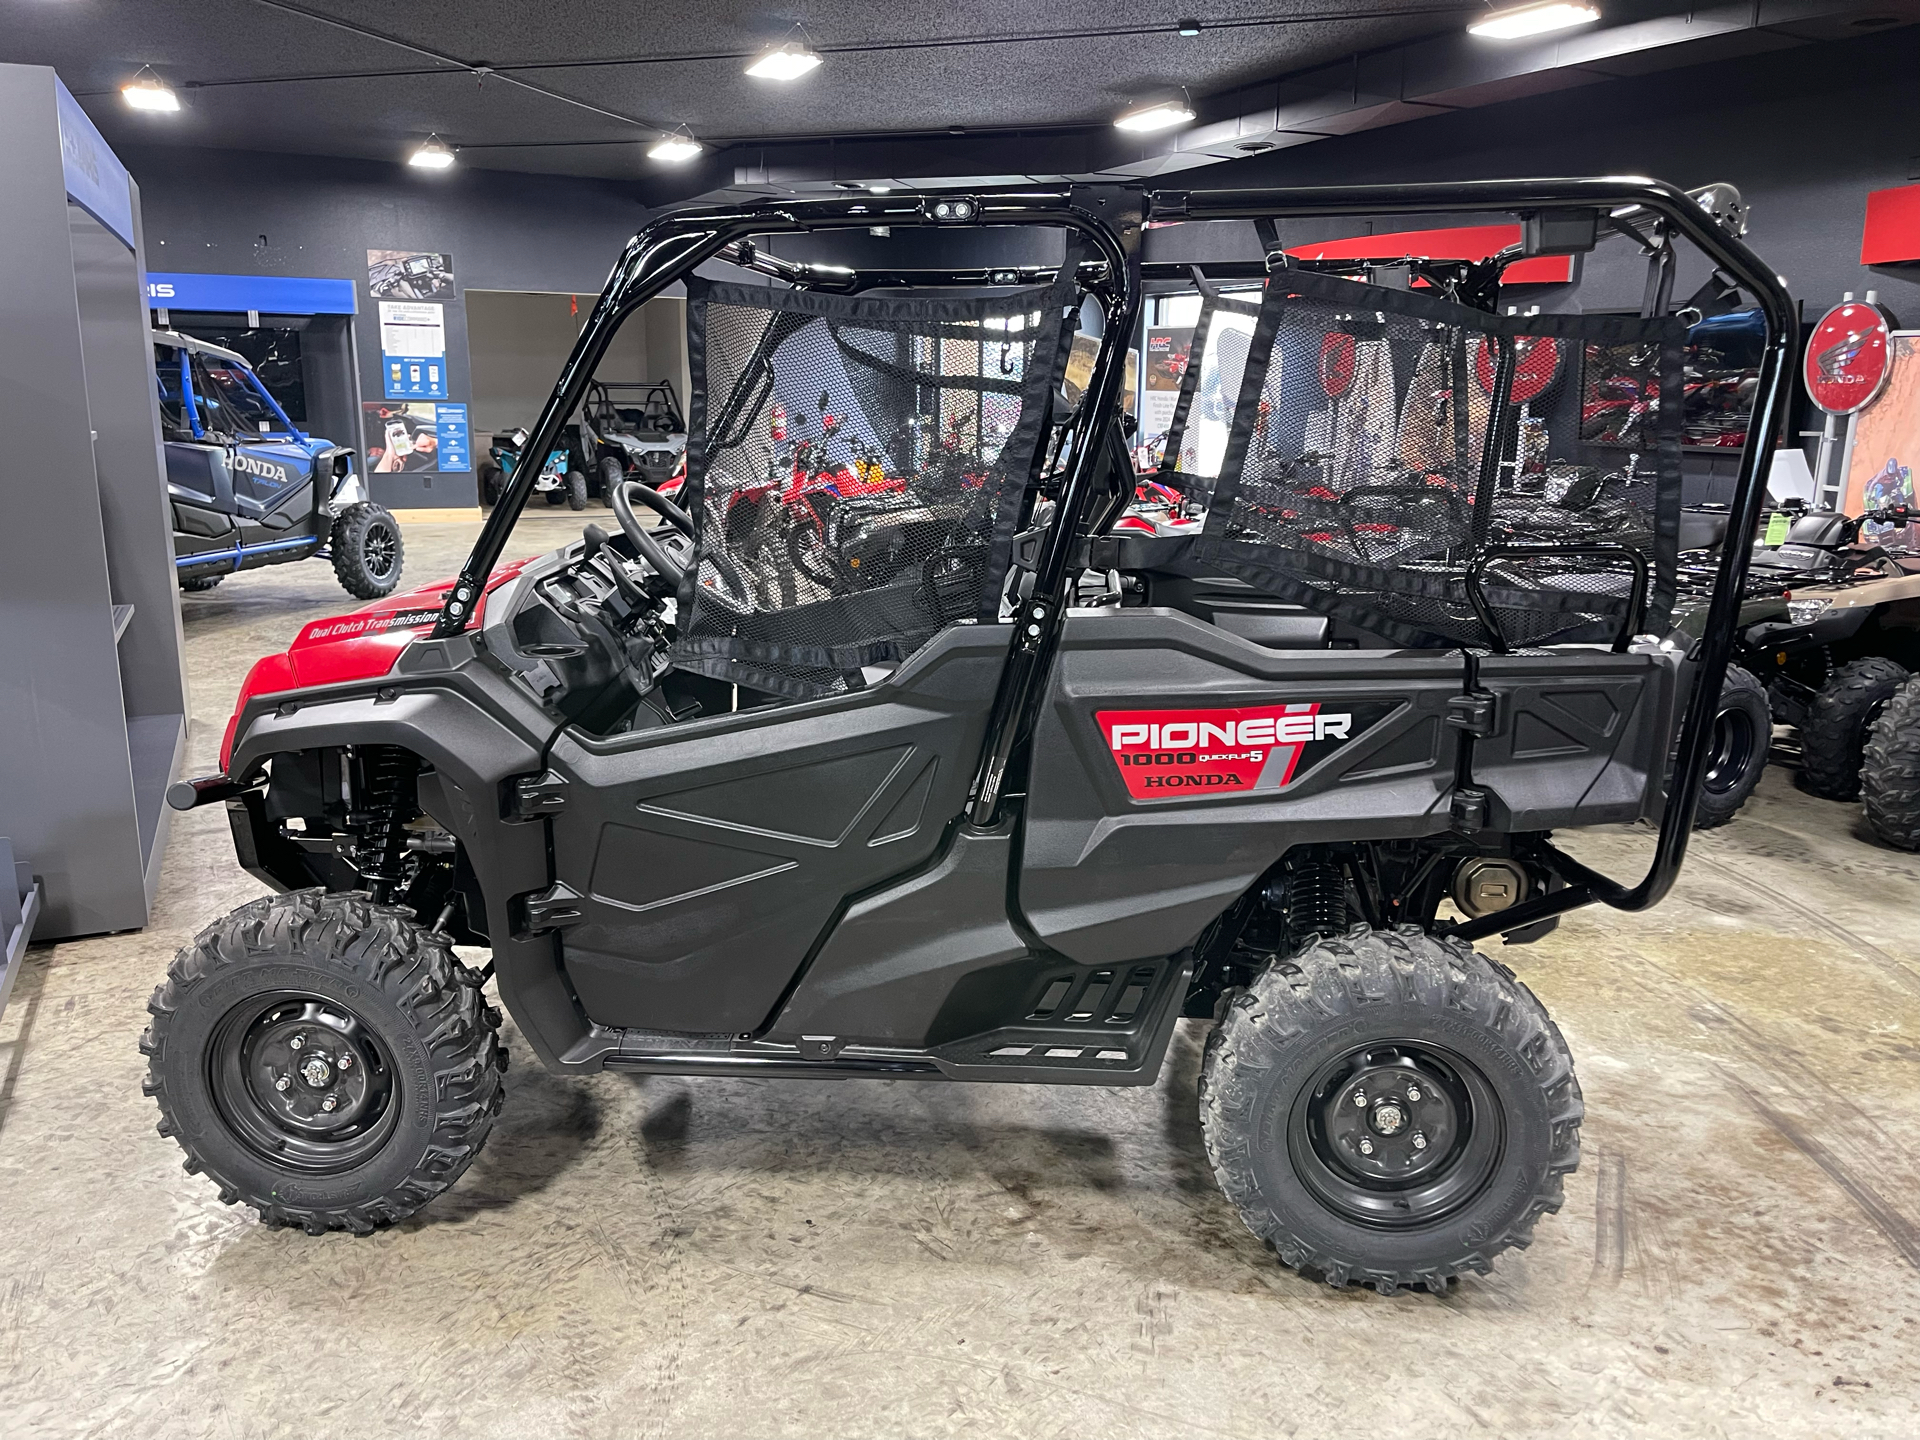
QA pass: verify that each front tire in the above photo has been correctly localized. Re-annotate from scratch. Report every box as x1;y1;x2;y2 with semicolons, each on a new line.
1863;676;1920;850
1200;926;1581;1294
564;469;589;511
179;573;223;593
1801;657;1909;800
1693;663;1769;829
141;890;505;1234
331;502;404;599
598;455;624;508
478;460;504;507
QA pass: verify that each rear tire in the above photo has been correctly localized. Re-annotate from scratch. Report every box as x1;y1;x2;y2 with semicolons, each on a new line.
564;469;589;511
179;574;223;592
331;502;404;600
1200;926;1581;1294
478;460;503;507
598;456;624;508
141;890;506;1235
1693;663;1769;829
1863;676;1920;850
1800;657;1909;800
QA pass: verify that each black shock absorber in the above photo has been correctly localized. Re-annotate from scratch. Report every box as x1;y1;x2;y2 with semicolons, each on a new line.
348;746;415;904
1282;850;1349;944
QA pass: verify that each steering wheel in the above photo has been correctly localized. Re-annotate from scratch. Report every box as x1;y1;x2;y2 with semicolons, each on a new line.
621;480;695;537
609;481;688;589
608;480;760;608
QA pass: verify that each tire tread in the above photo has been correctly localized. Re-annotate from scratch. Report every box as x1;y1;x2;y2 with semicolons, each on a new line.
1199;924;1582;1294
1863;675;1920;850
1801;657;1909;801
143;889;503;1235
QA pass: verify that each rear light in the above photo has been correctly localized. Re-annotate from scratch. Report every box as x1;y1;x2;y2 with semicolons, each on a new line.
220;652;297;772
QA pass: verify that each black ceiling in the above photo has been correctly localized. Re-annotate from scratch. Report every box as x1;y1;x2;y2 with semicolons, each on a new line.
13;0;1496;179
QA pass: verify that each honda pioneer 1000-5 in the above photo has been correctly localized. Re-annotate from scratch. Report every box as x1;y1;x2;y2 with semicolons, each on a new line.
150;180;1790;1294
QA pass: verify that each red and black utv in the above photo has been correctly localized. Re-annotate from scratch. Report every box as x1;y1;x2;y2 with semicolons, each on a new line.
150;179;1791;1294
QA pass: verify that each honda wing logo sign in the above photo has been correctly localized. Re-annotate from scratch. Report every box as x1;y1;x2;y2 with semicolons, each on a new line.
1098;701;1393;799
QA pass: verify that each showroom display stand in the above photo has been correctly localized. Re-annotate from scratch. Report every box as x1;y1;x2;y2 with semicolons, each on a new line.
0;65;187;940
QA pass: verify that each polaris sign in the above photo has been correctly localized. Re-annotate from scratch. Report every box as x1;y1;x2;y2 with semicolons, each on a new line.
143;273;359;315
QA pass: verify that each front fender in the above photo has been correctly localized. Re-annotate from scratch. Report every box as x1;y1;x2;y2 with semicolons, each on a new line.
228;665;587;1070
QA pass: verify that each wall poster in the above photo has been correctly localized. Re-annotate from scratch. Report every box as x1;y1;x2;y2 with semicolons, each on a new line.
368;249;455;301
1140;326;1194;463
364;400;464;475
378;300;448;399
1841;331;1920;550
433;402;471;472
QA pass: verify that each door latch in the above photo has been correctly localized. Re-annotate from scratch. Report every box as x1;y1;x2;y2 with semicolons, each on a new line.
518;882;585;933
505;770;568;821
1451;787;1490;833
1446;692;1501;737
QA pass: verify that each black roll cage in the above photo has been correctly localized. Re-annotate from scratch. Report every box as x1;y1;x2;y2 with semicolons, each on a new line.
431;178;1794;946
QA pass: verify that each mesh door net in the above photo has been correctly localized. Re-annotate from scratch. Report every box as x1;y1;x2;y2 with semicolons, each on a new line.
1186;267;1683;650
672;278;1074;699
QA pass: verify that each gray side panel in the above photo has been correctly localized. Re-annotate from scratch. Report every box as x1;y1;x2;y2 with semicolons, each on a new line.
1471;650;1673;830
767;824;1028;1048
544;626;1010;1036
1019;610;1466;964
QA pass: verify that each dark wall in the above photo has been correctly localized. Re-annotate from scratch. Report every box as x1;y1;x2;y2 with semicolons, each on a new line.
1188;31;1920;323
122;143;651;506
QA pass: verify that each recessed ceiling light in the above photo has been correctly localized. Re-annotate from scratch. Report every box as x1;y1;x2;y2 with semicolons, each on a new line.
869;184;893;194
1115;98;1195;133
1467;2;1601;39
408;134;456;169
122;67;179;113
648;131;703;163
745;40;822;80
1177;18;1201;36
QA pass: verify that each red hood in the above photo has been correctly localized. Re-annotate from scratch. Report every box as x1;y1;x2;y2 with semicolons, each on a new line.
220;558;535;770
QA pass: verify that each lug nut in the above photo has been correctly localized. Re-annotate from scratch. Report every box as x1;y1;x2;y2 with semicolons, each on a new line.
1358;1137;1375;1156
321;1095;338;1113
273;1074;291;1092
1352;1090;1367;1108
1407;1085;1422;1102
1412;1131;1428;1151
337;1053;353;1071
289;1034;305;1050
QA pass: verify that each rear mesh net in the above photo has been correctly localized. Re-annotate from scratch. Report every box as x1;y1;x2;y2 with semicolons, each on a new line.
672;277;1074;699
1180;267;1683;649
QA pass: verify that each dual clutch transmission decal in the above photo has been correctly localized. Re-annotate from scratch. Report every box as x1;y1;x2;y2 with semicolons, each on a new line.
1098;701;1396;799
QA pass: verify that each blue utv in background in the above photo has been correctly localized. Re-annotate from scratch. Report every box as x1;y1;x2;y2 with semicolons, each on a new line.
155;332;404;598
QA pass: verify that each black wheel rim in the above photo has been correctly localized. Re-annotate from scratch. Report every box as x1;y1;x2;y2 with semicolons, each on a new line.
208;993;401;1174
362;523;398;580
1288;1041;1504;1229
1705;705;1758;794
